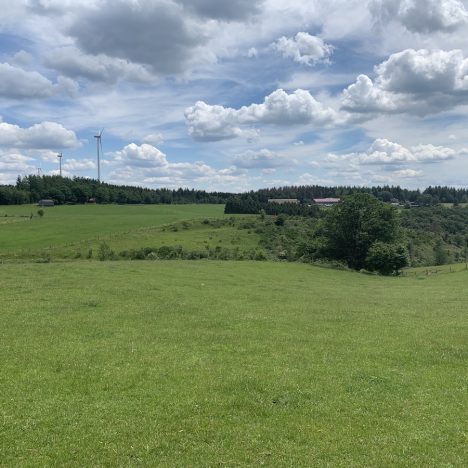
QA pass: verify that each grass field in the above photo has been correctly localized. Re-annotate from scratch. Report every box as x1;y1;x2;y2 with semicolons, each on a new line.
1;260;467;466
1;204;467;465
0;204;231;258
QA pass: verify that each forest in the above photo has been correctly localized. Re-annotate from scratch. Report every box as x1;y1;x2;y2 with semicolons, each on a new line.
1;175;468;206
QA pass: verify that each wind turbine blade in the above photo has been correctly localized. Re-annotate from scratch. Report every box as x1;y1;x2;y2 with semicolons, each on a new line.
100;128;104;137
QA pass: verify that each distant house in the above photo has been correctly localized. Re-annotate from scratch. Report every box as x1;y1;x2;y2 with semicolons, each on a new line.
37;199;54;207
268;198;299;205
313;198;340;206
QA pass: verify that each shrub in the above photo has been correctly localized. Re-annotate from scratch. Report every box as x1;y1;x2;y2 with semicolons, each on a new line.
275;214;286;226
365;242;408;275
97;242;115;261
37;209;44;217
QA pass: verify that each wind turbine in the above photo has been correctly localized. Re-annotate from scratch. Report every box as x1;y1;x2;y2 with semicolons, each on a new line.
94;128;104;182
57;152;63;177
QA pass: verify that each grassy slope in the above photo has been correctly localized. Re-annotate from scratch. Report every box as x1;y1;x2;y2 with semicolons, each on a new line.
0;204;226;257
1;261;466;466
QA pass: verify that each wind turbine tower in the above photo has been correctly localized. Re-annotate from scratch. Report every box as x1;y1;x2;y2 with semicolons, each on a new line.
57;152;63;177
94;129;104;182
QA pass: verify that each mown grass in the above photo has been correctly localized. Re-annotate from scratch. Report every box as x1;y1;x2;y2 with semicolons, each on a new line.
0;204;226;258
1;261;466;466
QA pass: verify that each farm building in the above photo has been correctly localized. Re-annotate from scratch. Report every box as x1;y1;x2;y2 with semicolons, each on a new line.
37;199;54;207
313;198;340;206
268;199;299;204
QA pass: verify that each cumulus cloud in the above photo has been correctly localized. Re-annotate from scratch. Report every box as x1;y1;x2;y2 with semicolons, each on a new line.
185;88;338;141
371;0;468;33
0;62;79;99
63;158;96;171
0;121;80;149
231;149;292;169
0;150;35;175
273;32;333;66
67;0;211;75
342;49;468;116
45;48;155;83
327;138;463;165
114;143;168;167
109;143;247;189
184;101;248;141
0;63;54;99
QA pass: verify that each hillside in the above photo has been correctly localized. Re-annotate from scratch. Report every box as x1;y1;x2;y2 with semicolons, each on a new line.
2;203;467;268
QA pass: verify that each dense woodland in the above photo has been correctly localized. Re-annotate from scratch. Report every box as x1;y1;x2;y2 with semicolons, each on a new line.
226;185;468;206
0;175;231;205
1;175;468;206
224;197;320;216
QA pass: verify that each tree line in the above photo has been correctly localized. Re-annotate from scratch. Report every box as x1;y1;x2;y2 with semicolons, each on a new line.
225;184;468;207
1;175;467;206
0;175;232;205
224;197;320;216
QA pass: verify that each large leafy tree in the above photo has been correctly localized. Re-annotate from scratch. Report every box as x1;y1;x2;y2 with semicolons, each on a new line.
323;193;400;270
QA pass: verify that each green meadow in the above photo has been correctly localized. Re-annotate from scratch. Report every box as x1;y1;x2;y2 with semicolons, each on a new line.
1;204;467;466
0;204;230;258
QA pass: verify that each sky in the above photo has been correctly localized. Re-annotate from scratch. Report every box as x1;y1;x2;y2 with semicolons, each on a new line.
1;0;468;192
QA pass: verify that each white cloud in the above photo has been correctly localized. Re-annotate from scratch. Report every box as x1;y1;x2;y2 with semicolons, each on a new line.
231;148;292;168
142;133;164;145
184;101;248;141
371;0;468;33
185;88;338;141
36;149;63;162
0;62;79;99
342;49;468;116
63;158;96;170
114;143;168;167
393;168;422;177
0;150;35;174
0;63;54;99
0;121;80;149
273;32;333;66
45;48;155;83
108;143;248;190
327;138;463;165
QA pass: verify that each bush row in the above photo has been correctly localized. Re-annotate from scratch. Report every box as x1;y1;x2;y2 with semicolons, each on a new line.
97;243;268;261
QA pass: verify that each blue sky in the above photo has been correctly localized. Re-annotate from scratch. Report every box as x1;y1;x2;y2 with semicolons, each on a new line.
1;0;468;191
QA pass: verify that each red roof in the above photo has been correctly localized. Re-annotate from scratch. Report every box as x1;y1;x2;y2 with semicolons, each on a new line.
313;198;340;203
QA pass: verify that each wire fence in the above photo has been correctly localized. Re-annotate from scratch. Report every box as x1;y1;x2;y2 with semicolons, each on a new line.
401;263;468;277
